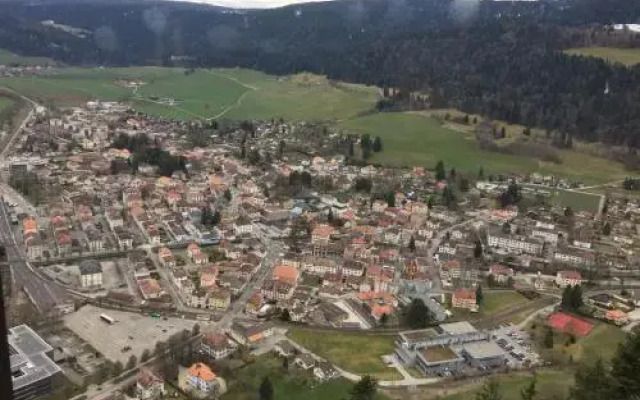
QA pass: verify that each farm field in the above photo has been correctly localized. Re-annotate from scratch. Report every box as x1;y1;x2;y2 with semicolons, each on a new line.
221;355;387;400
288;328;399;379
338;112;635;184
0;67;379;121
565;47;640;66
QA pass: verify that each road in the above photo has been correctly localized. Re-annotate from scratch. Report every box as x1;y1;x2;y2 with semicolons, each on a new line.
0;201;68;313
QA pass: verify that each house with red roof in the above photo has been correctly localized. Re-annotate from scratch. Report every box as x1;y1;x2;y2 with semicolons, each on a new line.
489;264;514;284
452;288;478;311
136;368;165;400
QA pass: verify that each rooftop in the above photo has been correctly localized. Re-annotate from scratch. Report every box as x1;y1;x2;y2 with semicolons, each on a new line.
438;321;478;336
9;324;61;390
400;328;438;342
462;341;506;360
421;346;459;363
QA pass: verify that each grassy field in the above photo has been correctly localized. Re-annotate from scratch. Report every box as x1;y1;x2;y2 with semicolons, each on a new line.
482;291;530;315
436;371;573;400
288;328;399;379
221;355;387;400
530;318;626;366
565;47;640;66
0;96;14;114
0;49;56;66
522;185;602;212
0;67;379;121
338;112;635;184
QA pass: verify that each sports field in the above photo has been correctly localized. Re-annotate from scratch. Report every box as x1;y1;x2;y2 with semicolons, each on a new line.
0;67;379;121
565;47;640;66
338;112;635;184
288;328;399;379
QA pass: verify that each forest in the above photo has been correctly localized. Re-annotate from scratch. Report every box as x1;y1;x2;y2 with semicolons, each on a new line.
1;0;640;154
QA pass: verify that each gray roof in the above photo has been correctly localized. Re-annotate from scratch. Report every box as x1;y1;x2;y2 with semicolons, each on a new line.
439;321;477;336
9;325;61;390
463;341;506;360
79;259;102;275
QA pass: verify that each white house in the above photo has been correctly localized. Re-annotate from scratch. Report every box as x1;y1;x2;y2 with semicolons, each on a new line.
556;270;583;288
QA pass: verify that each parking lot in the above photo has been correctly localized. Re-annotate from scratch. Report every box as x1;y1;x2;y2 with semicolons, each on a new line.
64;304;196;364
492;325;542;368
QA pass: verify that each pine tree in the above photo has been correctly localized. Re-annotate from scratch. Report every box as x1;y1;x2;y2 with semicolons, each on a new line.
520;375;537;400
259;376;274;400
474;241;483;258
476;284;484;306
404;299;433;329
476;379;502;400
350;375;378;400
609;333;640;399
478;166;485;180
435;160;446;181
570;359;611;400
603;222;612;236
408;235;416;253
543;327;554;349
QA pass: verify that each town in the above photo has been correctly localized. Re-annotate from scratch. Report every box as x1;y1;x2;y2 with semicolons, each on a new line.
3;97;640;400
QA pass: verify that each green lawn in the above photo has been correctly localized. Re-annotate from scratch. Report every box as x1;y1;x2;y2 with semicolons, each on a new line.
439;371;573;400
0;67;378;121
337;112;635;184
565;47;640;66
481;291;530;315
288;328;398;379
0;96;14;114
530;319;626;366
221;355;387;400
523;185;602;212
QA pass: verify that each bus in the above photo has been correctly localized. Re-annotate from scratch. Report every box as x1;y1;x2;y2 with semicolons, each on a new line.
100;314;115;324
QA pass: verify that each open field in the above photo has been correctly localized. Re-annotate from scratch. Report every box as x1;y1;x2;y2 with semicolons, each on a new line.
0;96;13;113
64;304;196;364
529;318;626;367
565;47;640;66
0;49;56;66
482;291;530;315
288;328;398;379
437;371;573;400
522;185;602;212
338;112;636;184
0;67;379;121
221;355;387;400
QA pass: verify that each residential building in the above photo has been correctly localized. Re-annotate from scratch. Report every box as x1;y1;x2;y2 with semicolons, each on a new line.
452;288;477;311
556;270;583;288
185;363;217;392
487;233;543;255
136;368;165;400
200;333;236;360
79;259;103;288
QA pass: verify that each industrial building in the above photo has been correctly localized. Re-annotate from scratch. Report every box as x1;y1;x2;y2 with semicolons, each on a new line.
395;322;506;376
